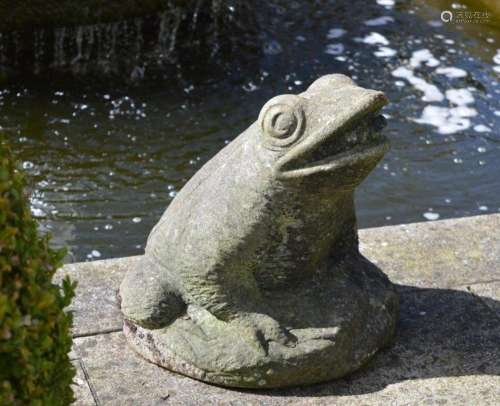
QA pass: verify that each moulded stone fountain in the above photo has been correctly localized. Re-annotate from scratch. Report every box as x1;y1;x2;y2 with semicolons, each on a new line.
119;74;399;388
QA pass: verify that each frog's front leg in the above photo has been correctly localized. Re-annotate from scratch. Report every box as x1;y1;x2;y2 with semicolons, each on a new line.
120;257;185;329
184;276;296;351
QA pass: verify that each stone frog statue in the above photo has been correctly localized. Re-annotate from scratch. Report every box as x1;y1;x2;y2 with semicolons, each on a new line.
120;74;399;388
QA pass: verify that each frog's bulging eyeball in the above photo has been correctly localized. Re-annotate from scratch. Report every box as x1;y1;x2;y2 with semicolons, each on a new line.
258;94;306;150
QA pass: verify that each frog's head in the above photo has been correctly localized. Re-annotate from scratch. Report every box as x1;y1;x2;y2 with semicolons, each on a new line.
257;74;389;188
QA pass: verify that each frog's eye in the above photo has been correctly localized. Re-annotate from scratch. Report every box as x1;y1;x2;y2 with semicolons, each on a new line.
258;95;305;150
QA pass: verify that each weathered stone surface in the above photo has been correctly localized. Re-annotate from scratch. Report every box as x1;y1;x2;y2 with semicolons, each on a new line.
118;74;398;388
55;256;141;337
71;285;500;405
468;282;500;318
359;214;500;288
59;213;500;404
71;360;96;405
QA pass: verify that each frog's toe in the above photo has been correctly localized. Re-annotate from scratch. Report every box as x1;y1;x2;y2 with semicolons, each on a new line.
259;321;297;348
119;257;185;329
234;314;297;353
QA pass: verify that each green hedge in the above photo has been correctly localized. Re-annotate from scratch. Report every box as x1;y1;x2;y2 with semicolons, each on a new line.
0;139;76;405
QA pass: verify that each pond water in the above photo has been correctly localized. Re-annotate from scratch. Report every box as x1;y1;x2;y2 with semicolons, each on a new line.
2;0;499;262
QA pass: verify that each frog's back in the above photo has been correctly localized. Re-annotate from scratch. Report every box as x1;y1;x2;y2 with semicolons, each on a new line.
144;126;271;295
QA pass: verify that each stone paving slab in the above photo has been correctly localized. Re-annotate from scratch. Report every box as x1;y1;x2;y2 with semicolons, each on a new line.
359;213;500;289
467;282;500;318
56;256;141;337
71;360;96;405
59;214;500;404
71;286;500;405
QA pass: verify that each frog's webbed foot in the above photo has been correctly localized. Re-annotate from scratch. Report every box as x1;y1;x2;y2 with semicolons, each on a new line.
231;313;297;354
119;257;185;329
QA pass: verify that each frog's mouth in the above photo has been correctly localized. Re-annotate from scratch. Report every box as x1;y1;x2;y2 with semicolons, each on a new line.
301;114;388;170
277;91;389;179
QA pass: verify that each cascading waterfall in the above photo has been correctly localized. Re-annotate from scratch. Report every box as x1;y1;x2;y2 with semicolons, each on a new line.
0;0;256;80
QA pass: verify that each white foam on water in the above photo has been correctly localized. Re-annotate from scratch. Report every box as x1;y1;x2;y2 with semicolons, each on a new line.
445;88;474;106
428;20;443;27
412;105;472;134
327;28;346;39
364;16;394;26
435;66;467;78
242;81;259;92
362;32;389;46
31;207;44;217
450;106;477;118
423;212;440;221
377;0;395;6
410;49;440;68
325;43;345;55
473;124;491;133
392;67;444;102
374;47;397;58
493;49;500;65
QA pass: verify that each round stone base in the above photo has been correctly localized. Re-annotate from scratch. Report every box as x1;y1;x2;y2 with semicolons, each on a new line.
123;257;399;388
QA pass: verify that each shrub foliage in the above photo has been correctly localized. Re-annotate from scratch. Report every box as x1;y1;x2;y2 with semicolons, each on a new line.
0;140;76;405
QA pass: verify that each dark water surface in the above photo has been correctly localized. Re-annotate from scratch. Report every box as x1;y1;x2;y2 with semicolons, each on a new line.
2;0;499;262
